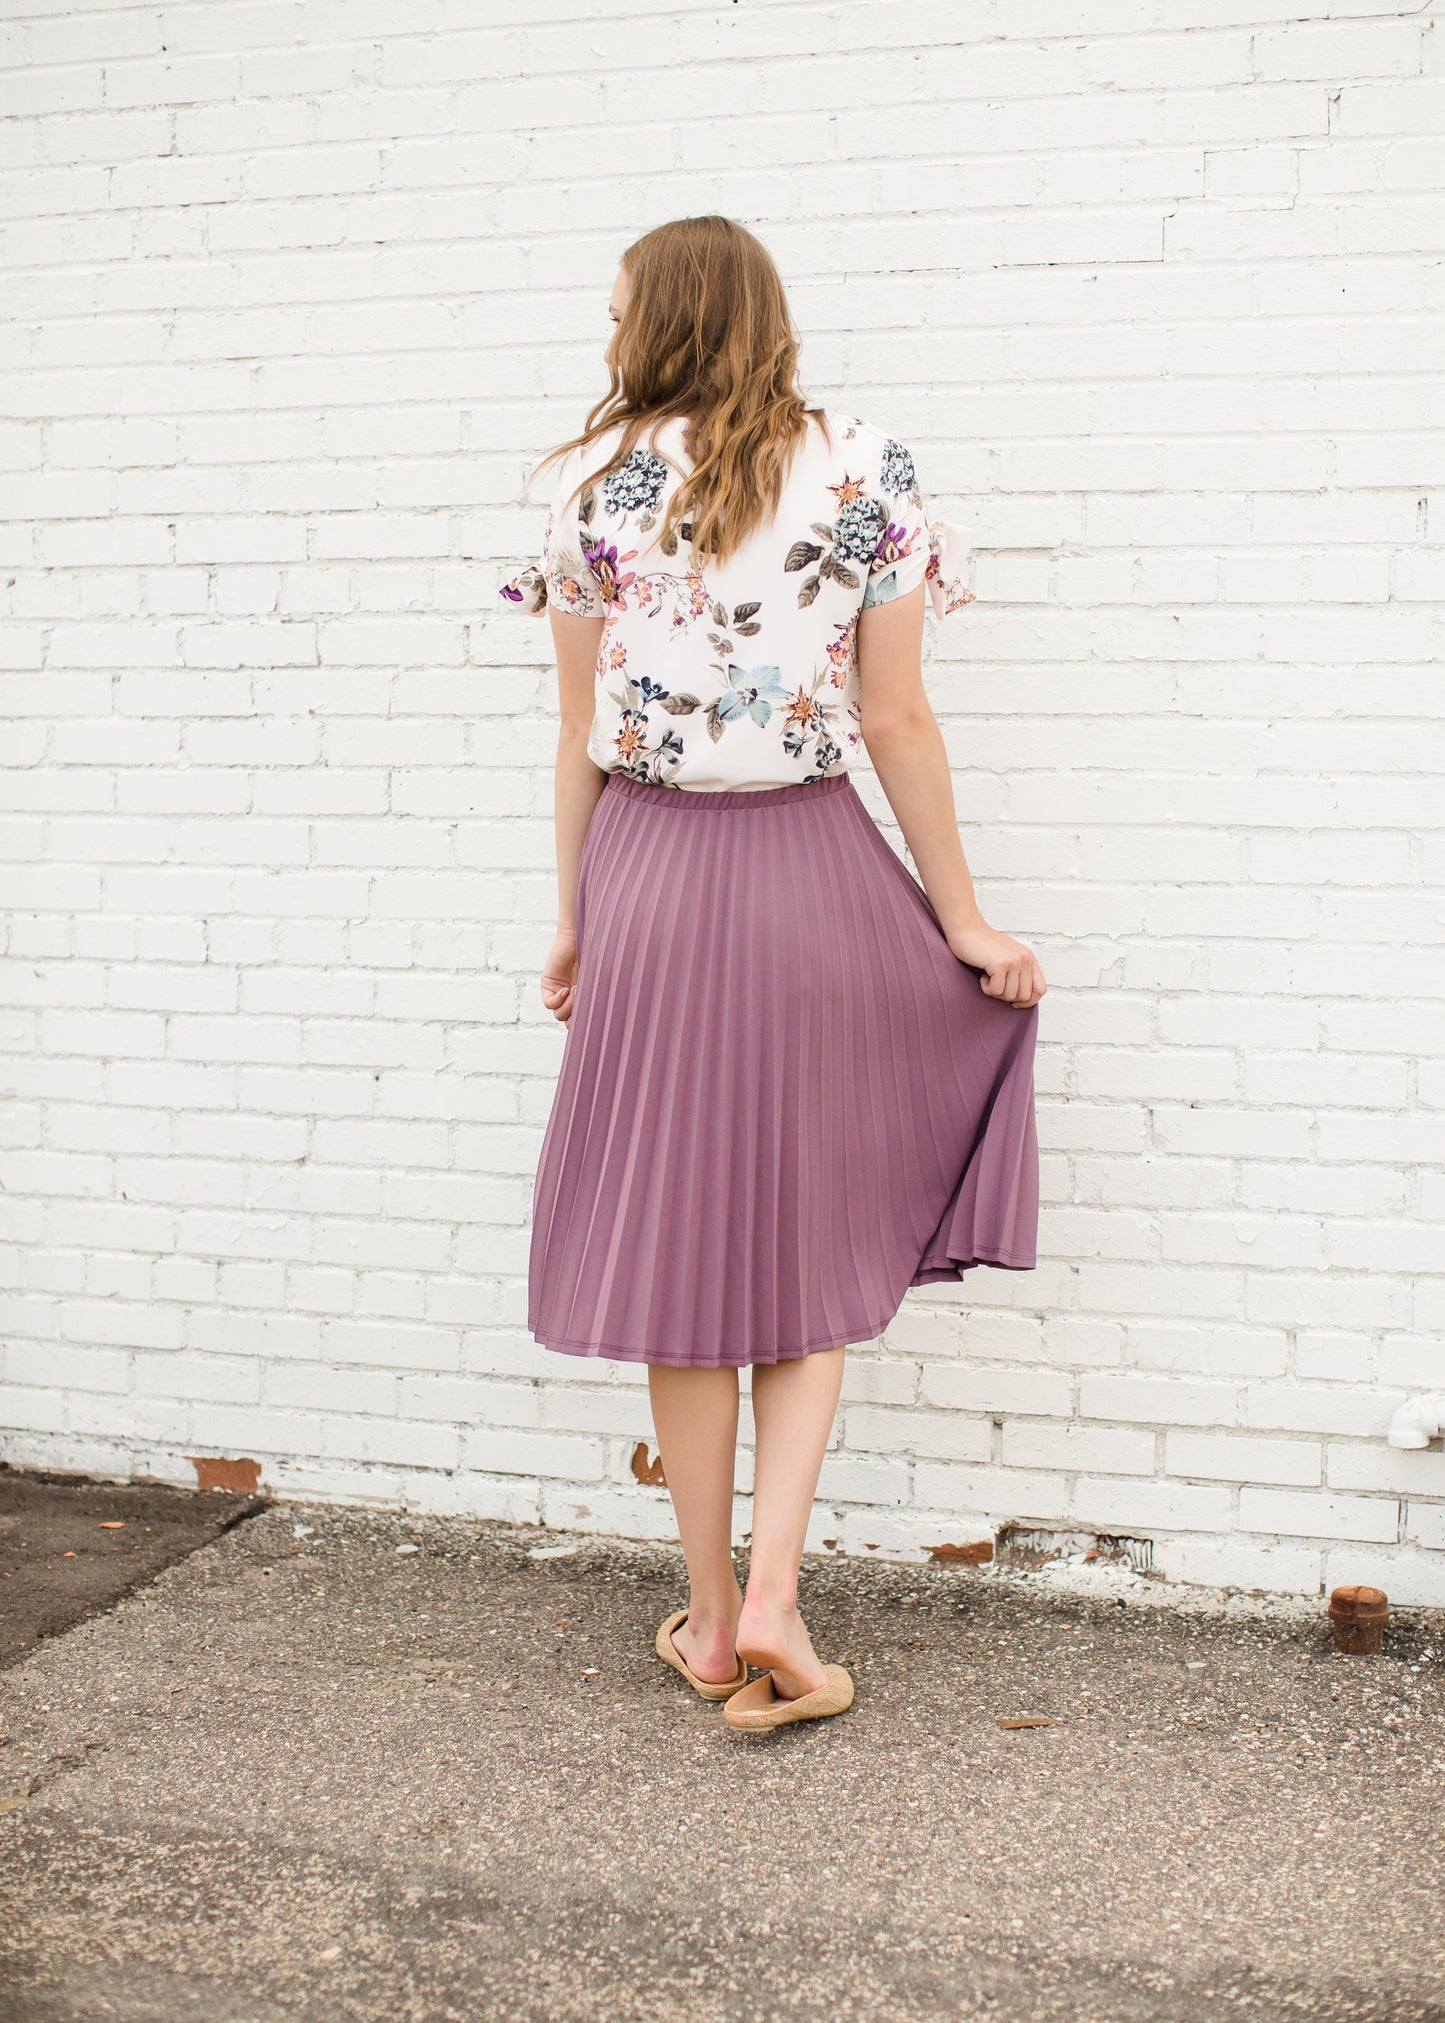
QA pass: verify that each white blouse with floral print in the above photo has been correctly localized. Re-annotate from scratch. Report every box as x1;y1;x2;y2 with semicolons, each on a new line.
497;409;974;793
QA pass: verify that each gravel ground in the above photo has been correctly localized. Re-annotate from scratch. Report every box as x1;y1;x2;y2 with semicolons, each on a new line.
0;1499;1441;2022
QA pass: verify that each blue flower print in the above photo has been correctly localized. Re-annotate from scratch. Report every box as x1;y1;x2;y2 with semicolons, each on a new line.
716;663;789;724
601;449;669;518
705;664;790;743
879;437;917;497
832;496;886;564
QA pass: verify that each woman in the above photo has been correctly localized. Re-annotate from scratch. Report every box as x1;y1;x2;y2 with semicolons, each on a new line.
499;216;1043;1735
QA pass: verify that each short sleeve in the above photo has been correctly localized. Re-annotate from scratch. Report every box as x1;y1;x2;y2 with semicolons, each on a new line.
862;435;976;620
496;448;609;619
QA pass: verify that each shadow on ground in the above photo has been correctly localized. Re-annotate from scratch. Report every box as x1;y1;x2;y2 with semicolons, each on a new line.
0;1496;1441;2022
0;1464;267;1671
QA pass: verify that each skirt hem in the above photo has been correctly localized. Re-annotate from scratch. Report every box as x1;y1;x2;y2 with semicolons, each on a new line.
912;1248;1037;1285
531;1247;1037;1368
534;1332;854;1370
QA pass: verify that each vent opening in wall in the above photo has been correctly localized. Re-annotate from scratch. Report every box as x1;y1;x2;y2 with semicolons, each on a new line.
995;1526;1155;1574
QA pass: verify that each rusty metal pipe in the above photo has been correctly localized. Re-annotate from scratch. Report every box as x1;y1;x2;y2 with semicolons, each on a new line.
1328;1584;1388;1656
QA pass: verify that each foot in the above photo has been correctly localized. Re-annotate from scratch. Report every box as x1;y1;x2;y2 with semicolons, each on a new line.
671;1611;742;1685
735;1598;830;1701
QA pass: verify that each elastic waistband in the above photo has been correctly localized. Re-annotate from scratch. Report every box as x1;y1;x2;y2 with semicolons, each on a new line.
602;769;854;811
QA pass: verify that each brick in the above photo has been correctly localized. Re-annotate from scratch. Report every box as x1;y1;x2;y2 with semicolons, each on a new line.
2;1386;71;1432
1238;1488;1399;1545
537;1386;651;1438
402;1367;538;1432
1326;1442;1445;1497
844;1406;991;1465
918;1366;1073;1418
5;1341;129;1394
133;1352;261;1404
1166;1430;1321;1488
1001;1422;1155;1476
1242;1384;1401;1438
1406;1504;1445;1553
913;1463;1069;1522
815;1454;910;1506
839;1357;918;1407
463;1427;605;1481
1154;1535;1323;1596
1073;1477;1236;1535
325;1416;461;1471
1080;1376;1239;1428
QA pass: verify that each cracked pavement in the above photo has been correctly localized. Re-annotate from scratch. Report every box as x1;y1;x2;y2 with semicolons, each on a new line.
1;1499;1442;2021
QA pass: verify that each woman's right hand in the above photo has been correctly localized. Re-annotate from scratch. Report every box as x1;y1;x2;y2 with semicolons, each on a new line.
540;929;579;1023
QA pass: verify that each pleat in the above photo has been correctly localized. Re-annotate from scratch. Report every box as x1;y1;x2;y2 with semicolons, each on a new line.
527;769;1039;1368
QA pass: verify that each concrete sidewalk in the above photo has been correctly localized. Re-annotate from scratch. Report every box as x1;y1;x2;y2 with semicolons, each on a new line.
1;1499;1442;2023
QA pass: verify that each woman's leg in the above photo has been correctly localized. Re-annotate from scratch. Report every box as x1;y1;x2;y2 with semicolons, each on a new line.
647;1365;744;1683
736;1345;845;1699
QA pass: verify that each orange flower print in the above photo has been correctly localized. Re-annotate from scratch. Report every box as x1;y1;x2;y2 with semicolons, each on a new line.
826;616;857;687
784;686;820;731
827;472;868;508
613;711;649;763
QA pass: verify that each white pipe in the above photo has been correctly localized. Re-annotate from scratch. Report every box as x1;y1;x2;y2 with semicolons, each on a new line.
1387;1394;1445;1450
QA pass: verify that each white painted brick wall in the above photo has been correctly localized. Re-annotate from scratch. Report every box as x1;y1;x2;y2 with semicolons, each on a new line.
3;1;1444;1602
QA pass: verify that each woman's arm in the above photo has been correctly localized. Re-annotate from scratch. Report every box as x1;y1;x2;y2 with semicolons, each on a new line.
856;585;1045;1008
539;608;608;1023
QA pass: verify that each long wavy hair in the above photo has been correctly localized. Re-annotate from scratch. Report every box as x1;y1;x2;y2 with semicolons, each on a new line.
531;215;830;566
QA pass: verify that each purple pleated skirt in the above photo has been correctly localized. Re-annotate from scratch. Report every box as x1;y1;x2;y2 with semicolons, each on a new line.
528;768;1039;1369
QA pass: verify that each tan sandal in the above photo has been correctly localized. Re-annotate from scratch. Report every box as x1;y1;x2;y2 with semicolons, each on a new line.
654;1609;749;1700
723;1663;854;1732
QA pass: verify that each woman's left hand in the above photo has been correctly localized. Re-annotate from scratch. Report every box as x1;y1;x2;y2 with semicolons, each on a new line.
540;928;579;1023
945;922;1046;1008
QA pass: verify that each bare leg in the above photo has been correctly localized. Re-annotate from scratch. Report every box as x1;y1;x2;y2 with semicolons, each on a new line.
736;1345;845;1699
647;1365;744;1683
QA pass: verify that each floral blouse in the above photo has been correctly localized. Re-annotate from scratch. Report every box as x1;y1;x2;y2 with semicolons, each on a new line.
497;409;975;792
